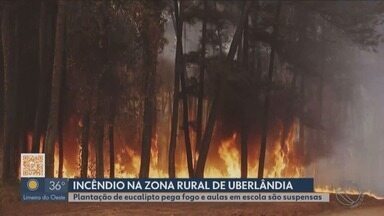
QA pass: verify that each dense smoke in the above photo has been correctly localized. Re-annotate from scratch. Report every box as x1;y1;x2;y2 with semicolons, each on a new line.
161;2;384;195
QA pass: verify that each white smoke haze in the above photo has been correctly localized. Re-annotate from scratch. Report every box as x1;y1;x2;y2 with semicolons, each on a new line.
160;2;384;195
314;46;384;196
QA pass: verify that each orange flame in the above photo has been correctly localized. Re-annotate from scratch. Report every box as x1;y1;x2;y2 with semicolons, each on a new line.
315;185;384;200
47;118;383;199
52;119;304;178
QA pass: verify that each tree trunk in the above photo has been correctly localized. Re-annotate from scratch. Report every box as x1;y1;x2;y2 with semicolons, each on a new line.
80;111;90;178
2;1;18;181
94;0;111;178
297;8;310;164
258;1;282;178
45;0;66;178
241;112;249;178
176;0;194;178
108;122;115;178
0;17;4;178
241;13;249;178
33;0;55;153
227;1;253;61
139;1;161;178
168;0;182;178
194;1;250;178
109;111;115;178
196;0;207;156
57;18;67;178
95;95;105;178
14;5;24;175
194;83;220;178
107;71;117;179
180;57;194;177
57;116;64;178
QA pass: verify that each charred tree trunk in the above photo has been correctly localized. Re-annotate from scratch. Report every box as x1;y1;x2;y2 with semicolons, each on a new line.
33;0;47;153
258;1;282;178
94;96;105;178
94;0;112;178
14;6;24;174
139;0;161;178
194;2;251;178
194;82;220;178
241;13;249;178
2;1;18;181
296;8;310;164
196;0;207;159
108;81;117;178
180;59;194;177
80;111;90;178
168;0;182;178
33;0;56;153
226;1;252;62
177;1;194;178
240;117;249;178
45;0;66;178
108;118;115;178
0;18;4;178
57;18;67;178
108;100;116;178
57;102;64;178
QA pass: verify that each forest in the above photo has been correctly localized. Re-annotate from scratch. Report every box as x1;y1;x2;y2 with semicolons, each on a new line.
1;0;383;185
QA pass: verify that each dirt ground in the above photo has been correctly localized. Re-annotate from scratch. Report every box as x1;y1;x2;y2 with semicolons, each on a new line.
1;185;383;216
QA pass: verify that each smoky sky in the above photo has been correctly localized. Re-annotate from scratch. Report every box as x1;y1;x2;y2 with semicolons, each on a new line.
160;4;384;195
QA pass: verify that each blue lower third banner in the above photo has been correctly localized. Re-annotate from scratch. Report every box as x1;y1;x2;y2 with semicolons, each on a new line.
21;178;329;202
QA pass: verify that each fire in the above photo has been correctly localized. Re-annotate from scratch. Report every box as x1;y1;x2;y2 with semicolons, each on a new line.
46;118;383;200
315;185;384;200
203;120;303;178
149;133;167;178
115;145;141;178
54;142;78;178
217;133;241;177
266;120;304;178
114;133;176;178
205;133;240;178
51;119;305;178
